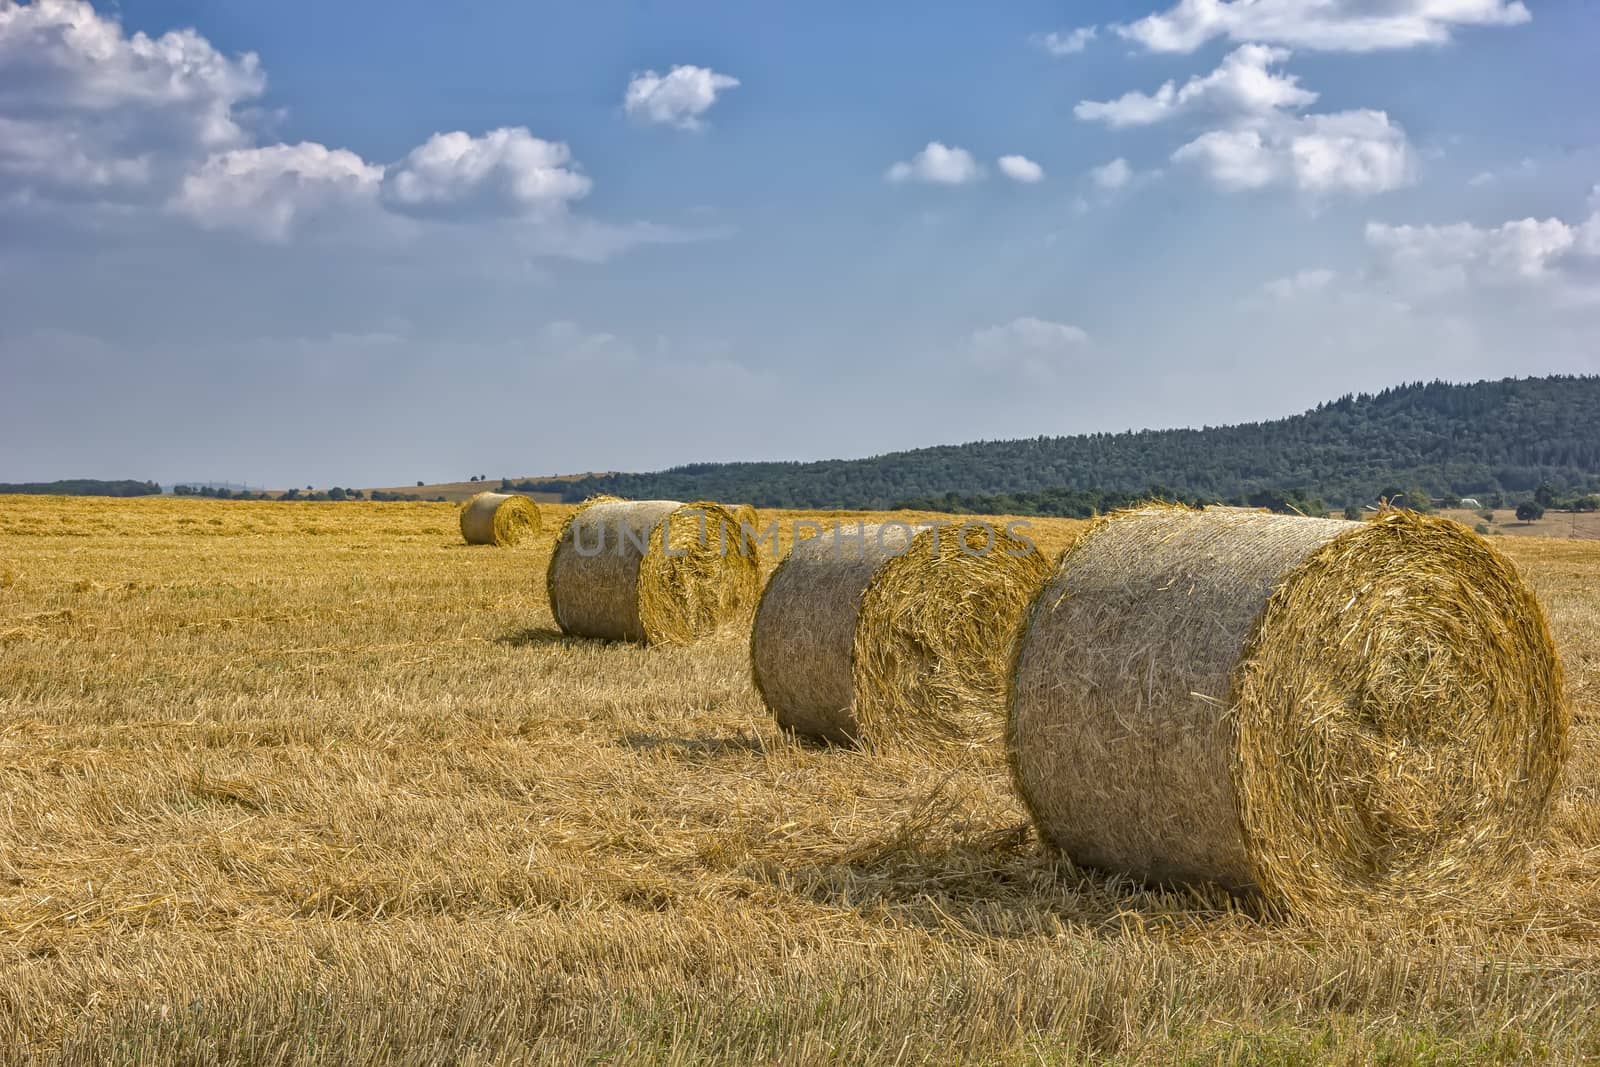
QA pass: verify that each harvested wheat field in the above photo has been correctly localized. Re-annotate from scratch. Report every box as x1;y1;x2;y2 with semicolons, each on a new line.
1;495;1598;1065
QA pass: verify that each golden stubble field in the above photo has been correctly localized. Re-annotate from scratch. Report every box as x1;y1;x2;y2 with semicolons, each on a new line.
0;495;1597;1065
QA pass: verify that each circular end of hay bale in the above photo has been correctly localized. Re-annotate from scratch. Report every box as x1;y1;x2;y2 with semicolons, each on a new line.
460;491;542;546
854;522;1052;752
637;503;761;645
1232;509;1568;913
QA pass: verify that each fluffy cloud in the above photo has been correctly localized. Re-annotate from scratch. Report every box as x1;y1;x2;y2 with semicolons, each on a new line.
170;143;382;241
886;142;984;185
1116;0;1531;54
1032;27;1098;55
997;154;1045;183
1365;215;1593;298
622;65;740;131
1089;157;1134;190
0;0;264;201
1259;190;1600;315
1075;44;1316;127
970;317;1091;383
380;128;590;219
0;3;639;254
1173;109;1418;195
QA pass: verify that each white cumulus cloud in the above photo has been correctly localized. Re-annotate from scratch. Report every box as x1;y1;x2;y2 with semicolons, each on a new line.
380;127;591;219
622;65;740;131
1116;0;1531;54
1173;109;1418;195
1090;157;1135;190
169;142;383;241
997;154;1045;183
886;142;984;185
1365;216;1588;296
1264;190;1600;316
0;1;685;262
0;0;264;201
1075;44;1316;127
1032;26;1098;55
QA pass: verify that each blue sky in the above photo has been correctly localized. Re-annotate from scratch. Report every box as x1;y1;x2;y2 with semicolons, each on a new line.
2;0;1597;487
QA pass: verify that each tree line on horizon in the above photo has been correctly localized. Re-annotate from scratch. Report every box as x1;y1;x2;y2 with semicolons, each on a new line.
0;479;162;497
511;377;1600;513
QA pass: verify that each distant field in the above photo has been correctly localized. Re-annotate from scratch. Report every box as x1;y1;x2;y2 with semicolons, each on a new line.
0;496;1596;1063
362;472;612;504
1440;506;1600;540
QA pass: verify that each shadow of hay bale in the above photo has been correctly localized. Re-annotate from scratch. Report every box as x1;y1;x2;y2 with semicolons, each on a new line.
495;626;586;648
618;732;773;760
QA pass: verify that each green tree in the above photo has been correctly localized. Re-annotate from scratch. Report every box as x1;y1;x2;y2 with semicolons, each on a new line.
1516;501;1545;522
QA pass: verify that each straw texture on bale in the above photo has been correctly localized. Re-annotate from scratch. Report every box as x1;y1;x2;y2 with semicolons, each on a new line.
721;503;759;533
701;502;761;622
459;492;542;547
546;497;759;645
1008;505;1569;915
753;522;1050;748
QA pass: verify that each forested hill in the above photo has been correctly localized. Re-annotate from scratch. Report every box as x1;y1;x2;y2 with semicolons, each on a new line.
0;479;161;497
519;377;1600;511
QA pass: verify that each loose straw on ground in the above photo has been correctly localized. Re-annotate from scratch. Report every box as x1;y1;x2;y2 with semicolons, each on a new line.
459;492;542;547
546;497;759;644
1007;505;1569;915
753;521;1050;749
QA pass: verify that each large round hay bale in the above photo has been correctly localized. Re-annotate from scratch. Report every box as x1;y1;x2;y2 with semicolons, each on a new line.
546;497;759;644
753;521;1050;748
1008;505;1569;914
460;491;542;546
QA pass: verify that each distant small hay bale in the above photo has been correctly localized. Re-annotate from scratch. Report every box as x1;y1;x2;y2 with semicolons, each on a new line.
459;492;542;547
546;497;759;644
1008;504;1569;915
753;521;1051;748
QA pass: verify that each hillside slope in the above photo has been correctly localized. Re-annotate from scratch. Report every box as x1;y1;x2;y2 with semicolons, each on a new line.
517;377;1600;510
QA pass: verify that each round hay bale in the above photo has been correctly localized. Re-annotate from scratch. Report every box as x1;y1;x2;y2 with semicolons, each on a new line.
459;492;542;546
546;497;759;644
753;521;1050;748
1008;505;1569;915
